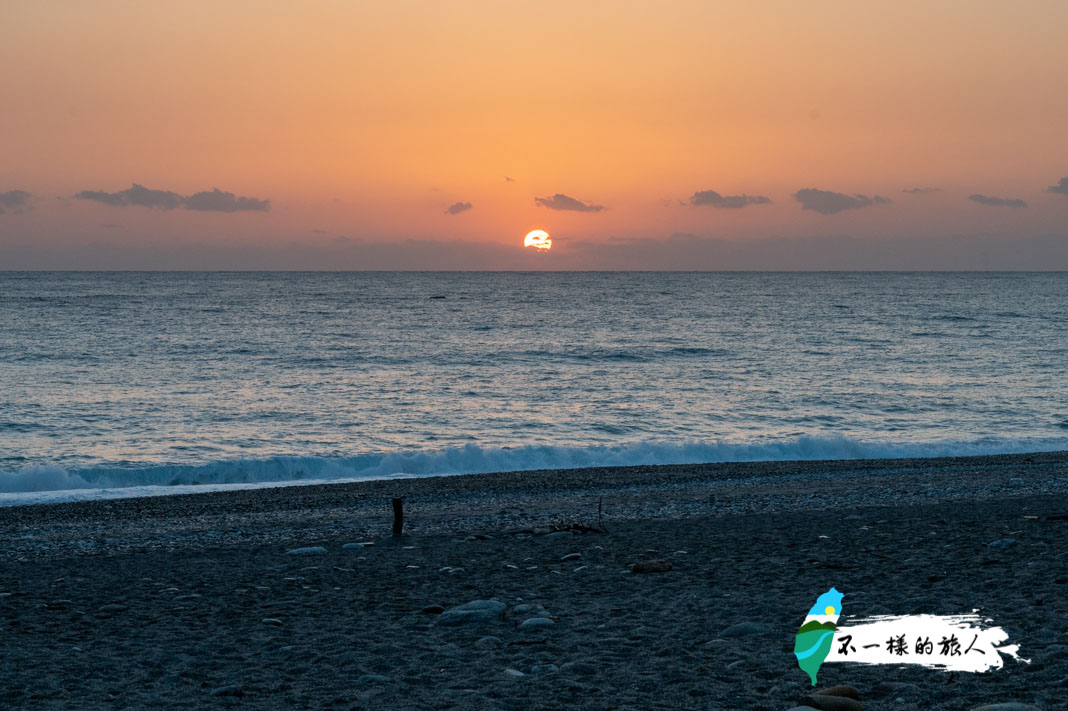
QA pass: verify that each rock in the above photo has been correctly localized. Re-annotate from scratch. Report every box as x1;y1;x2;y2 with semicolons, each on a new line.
420;605;445;614
341;543;366;549
474;636;504;650
519;617;554;629
800;694;863;711
503;668;525;678
560;553;582;561
631;559;672;574
173;594;201;601
721;621;773;637
871;681;918;697
357;674;390;684
573;566;588;573
98;604;128;613
987;539;1017;549
210;685;245;698
545;531;573;539
559;661;597;675
286;546;327;555
726;660;745;671
262;618;283;626
972;705;1043;711
531;664;558;674
435;599;507;625
813;685;860;700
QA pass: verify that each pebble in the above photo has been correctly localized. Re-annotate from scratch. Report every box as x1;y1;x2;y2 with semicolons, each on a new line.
503;668;525;678
474;636;504;650
210;685;245;698
972;705;1042;711
800;694;863;711
573;566;588;573
987;538;1017;549
173;594;202;601
357;674;390;684
631;559;672;574
519;617;554;629
262;618;283;626
420;605;445;614
812;685;860;700
545;531;573;539
871;681;918;697
560;553;582;561
286;546;327;555
435;599;506;625
98;604;128;613
721;621;772;637
559;661;597;675
531;664;559;674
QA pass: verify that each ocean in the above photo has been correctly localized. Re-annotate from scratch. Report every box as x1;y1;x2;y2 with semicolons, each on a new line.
1;271;1066;504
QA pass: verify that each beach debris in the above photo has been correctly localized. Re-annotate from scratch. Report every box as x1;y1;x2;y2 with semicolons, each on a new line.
286;546;327;555
435;599;506;625
631;559;672;574
392;497;405;537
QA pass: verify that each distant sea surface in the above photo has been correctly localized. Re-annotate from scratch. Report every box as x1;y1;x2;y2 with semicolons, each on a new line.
2;272;1066;504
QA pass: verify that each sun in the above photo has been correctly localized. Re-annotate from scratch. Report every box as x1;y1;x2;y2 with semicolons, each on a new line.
523;229;552;251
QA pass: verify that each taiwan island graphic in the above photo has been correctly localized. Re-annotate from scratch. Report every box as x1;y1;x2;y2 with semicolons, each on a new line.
793;587;843;685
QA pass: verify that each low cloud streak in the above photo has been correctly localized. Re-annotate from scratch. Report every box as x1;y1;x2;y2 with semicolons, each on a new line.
75;183;270;212
689;190;771;208
793;188;891;214
968;194;1027;208
535;193;604;212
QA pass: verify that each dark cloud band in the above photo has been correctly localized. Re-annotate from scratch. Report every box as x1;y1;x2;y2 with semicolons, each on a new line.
689;190;771;208
793;188;891;214
75;183;270;212
535;193;604;212
968;194;1027;208
0;189;31;214
445;201;473;215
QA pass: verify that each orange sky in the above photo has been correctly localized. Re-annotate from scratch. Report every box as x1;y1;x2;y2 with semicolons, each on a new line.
2;0;1067;268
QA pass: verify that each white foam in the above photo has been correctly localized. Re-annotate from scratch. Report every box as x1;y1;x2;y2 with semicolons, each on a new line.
1;434;1065;506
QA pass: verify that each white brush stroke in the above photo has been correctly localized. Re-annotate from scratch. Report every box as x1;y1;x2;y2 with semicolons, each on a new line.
825;613;1029;672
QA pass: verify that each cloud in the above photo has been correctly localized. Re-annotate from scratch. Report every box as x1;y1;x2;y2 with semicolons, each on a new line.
902;187;941;194
185;188;270;212
793;188;891;214
74;183;270;212
968;194;1027;208
1046;177;1068;196
505;176;516;183
534;193;604;212
689;190;771;209
445;201;473;215
0;189;30;214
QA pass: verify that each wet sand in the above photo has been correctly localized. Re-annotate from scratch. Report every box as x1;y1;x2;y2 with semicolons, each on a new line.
1;452;1066;710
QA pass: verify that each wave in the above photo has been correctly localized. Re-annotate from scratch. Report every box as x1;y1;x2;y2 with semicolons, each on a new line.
2;435;1067;503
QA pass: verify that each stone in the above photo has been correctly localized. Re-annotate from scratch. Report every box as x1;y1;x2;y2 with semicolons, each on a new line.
435;599;507;625
503;668;525;678
210;685;244;698
286;546;327;555
987;539;1017;549
474;636;504;650
871;681;918;697
519;617;554;629
573;566;588;573
559;661;597;675
173;594;201;601
721;621;773;637
813;685;860;700
262;618;283;626
972;705;1043;711
800;694;863;711
631;559;672;574
421;605;445;614
545;531;573;539
531;664;559;674
560;553;582;561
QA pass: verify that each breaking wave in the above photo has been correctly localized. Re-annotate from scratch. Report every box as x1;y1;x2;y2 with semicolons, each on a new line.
2;435;1066;505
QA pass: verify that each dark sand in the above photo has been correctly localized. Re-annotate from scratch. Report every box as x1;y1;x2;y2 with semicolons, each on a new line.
1;452;1067;710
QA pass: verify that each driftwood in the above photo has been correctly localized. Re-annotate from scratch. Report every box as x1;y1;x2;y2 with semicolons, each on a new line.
392;497;404;537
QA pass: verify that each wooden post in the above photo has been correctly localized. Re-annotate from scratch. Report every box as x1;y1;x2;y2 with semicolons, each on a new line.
392;497;404;537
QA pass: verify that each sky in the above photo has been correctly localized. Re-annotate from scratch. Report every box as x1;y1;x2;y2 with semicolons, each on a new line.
2;0;1067;269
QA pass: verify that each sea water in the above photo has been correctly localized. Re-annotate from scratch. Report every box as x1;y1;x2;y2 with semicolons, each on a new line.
1;272;1066;504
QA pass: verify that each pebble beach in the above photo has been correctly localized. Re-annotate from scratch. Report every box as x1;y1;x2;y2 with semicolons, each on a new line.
2;451;1067;710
